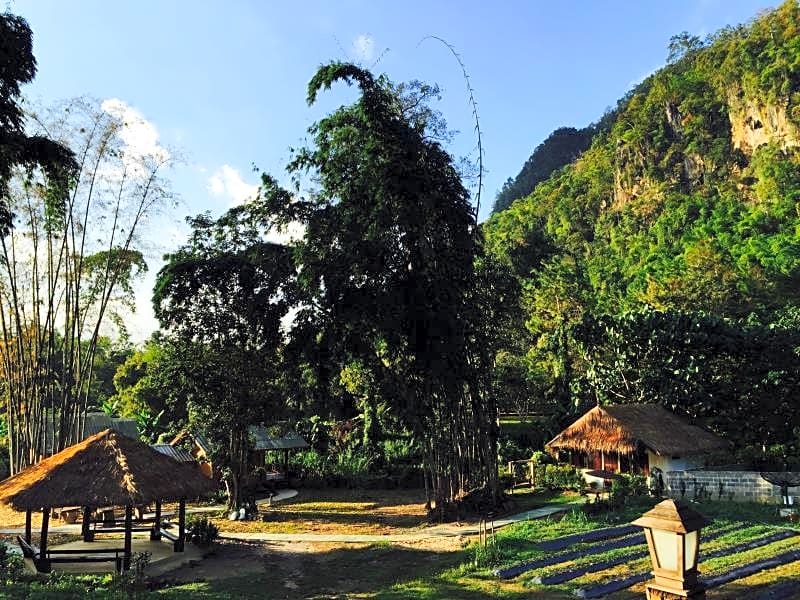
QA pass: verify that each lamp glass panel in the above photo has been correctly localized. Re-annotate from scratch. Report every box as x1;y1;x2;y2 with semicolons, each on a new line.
684;530;698;571
651;529;679;571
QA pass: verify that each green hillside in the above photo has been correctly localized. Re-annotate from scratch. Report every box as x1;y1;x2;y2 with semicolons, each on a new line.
485;0;800;457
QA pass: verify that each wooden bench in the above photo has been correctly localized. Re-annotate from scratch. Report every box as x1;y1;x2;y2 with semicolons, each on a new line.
18;536;125;573
159;527;184;552
17;536;38;559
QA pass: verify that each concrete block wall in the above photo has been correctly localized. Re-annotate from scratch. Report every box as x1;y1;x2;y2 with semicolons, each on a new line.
665;470;797;504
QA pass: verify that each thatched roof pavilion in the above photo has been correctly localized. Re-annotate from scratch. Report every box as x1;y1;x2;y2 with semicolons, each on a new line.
0;429;214;572
546;404;728;475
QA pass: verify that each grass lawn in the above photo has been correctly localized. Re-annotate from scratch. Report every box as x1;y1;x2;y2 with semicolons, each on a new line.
208;488;429;536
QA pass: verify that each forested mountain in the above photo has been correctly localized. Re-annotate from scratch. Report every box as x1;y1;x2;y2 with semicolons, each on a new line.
485;0;800;454
492;126;595;214
491;94;623;215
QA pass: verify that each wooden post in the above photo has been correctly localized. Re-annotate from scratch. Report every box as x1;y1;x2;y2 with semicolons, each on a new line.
81;506;93;542
529;461;535;488
40;508;50;554
24;509;31;544
151;500;162;541
176;498;186;552
283;449;289;473
123;504;133;571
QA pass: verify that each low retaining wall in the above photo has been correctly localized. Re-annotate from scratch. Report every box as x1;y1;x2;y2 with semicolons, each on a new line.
665;470;798;504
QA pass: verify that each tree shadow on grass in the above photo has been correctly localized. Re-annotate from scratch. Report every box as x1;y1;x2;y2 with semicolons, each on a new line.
709;571;800;599
154;541;575;600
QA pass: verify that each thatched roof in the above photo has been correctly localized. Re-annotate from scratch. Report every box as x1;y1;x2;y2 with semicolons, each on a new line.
545;404;728;456
0;429;215;510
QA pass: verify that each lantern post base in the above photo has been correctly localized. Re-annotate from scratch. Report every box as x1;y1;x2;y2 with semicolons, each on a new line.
645;583;706;600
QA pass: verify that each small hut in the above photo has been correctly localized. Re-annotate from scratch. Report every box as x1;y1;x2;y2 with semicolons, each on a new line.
151;443;196;464
169;431;215;478
0;429;214;572
248;427;309;473
545;404;728;475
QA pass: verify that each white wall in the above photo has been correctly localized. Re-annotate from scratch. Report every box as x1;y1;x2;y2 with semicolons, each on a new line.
647;451;704;473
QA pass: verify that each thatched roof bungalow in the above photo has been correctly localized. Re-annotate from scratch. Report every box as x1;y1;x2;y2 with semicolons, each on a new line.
546;404;728;475
0;429;214;572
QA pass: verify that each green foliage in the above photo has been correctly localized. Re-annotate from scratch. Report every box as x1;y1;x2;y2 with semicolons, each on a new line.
153;200;295;508
569;308;800;448
472;540;503;569
109;339;191;438
0;13;76;236
264;61;504;509
539;464;583;491
483;2;800;450
187;517;219;548
0;540;23;582
492;126;596;214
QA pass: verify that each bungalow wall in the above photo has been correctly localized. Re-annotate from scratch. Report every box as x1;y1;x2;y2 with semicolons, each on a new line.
567;449;647;474
646;451;705;474
665;469;797;504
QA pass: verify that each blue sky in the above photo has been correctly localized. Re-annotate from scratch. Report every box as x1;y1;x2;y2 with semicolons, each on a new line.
15;0;779;340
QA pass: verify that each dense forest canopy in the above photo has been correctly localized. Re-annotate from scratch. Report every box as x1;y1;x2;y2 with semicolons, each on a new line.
484;0;800;456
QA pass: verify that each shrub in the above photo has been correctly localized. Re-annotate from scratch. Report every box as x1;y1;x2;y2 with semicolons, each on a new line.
499;472;516;491
540;464;583;491
0;540;23;581
530;450;553;465
626;474;648;496
110;551;150;598
187;517;219;547
473;540;503;568
611;476;631;506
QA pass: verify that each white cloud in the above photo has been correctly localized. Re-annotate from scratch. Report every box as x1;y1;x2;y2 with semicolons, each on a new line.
352;34;375;62
101;98;170;164
265;220;305;246
207;164;258;206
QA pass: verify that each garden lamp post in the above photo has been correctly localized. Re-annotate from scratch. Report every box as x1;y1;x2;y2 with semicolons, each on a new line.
631;499;711;599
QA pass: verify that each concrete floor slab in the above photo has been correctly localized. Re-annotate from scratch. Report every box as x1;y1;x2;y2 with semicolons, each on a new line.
26;538;204;576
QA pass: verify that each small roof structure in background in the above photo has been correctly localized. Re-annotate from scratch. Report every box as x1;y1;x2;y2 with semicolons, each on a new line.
151;444;195;463
0;429;214;510
546;404;728;457
248;427;310;451
169;431;212;456
44;412;139;454
84;413;139;439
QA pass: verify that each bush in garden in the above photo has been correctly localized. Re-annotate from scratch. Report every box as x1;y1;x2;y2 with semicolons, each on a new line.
530;450;553;465
540;464;583;491
611;476;631;506
499;472;516;491
626;474;648;496
0;540;23;581
187;516;219;547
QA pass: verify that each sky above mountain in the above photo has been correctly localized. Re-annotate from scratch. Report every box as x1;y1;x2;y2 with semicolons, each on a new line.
15;0;779;341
